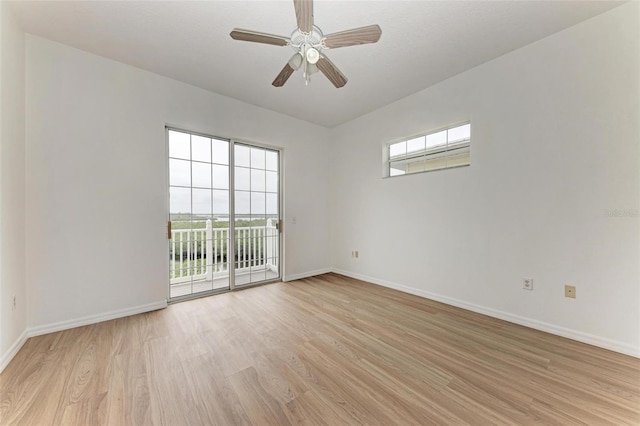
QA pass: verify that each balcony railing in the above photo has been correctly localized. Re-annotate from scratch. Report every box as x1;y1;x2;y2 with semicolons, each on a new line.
170;219;279;285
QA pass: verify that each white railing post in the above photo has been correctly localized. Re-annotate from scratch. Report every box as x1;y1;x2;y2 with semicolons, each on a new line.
266;219;274;271
206;219;213;281
171;228;176;278
264;218;278;271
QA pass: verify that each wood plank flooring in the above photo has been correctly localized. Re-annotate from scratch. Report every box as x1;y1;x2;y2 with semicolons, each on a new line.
1;273;639;425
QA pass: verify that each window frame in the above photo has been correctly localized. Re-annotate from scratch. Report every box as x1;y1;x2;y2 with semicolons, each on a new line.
383;121;471;178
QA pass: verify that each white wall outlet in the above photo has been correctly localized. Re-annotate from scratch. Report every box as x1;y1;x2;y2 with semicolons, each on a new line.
12;296;16;310
523;278;533;290
291;216;297;225
351;250;359;258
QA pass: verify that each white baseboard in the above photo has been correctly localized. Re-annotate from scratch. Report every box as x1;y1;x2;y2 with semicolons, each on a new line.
28;300;167;338
0;329;28;373
283;268;332;282
332;269;640;358
0;300;167;373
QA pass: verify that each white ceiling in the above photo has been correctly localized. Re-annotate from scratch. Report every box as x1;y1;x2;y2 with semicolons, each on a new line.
10;0;623;128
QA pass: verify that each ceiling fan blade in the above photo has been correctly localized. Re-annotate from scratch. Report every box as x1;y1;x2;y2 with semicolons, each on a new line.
294;0;313;33
323;25;382;49
316;55;347;88
230;29;289;47
272;63;295;87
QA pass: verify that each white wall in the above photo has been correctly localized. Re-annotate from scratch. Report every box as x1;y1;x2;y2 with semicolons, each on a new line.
0;3;27;368
6;1;638;363
331;3;639;356
25;36;331;330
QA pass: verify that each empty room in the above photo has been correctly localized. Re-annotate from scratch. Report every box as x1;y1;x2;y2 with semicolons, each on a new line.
1;0;639;424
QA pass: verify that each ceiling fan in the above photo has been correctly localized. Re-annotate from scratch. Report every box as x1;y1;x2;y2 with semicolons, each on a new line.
230;0;381;88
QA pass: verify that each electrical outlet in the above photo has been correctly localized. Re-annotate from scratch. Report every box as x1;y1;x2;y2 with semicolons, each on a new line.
523;278;533;290
565;285;576;298
12;296;16;311
351;250;359;258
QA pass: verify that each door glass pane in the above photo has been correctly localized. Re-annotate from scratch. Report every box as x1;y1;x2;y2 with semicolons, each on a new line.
235;167;250;191
169;159;190;187
213;190;229;215
251;148;266;169
192;189;212;215
169;130;230;300
266;151;278;171
235;145;250;167
213;165;229;189
191;135;211;162
235;191;250;214
266;193;278;214
212;139;229;165
251;169;266;191
170;187;191;216
251;192;265;215
192;162;211;188
266;171;278;193
169;131;190;160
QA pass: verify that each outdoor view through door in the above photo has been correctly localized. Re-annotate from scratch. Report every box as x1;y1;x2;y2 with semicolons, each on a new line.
168;129;280;300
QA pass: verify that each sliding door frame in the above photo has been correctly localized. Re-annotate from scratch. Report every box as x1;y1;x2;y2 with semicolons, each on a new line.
229;138;284;291
165;126;283;303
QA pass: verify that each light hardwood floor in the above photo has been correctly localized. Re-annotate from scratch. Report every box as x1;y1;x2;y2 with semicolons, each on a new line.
1;273;639;425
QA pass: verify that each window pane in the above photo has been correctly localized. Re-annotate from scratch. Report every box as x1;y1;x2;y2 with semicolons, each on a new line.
235;167;250;191
192;189;212;215
389;162;406;176
251;169;265;192
192;162;211;188
446;151;471;167
213;190;229;215
212;139;229;165
448;124;470;144
389;141;406;158
424;156;448;172
170;187;191;215
265;151;278;171
250;148;266;170
266;193;278;214
169;130;190;159
385;123;471;178
235;145;250;167
407;136;425;153
191;135;211;162
170;159;190;187
266;171;278;192
426;130;447;148
251;192;266;215
235;191;250;214
213;165;229;189
406;156;425;173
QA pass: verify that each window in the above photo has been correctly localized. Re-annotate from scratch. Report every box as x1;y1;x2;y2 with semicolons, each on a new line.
386;123;471;177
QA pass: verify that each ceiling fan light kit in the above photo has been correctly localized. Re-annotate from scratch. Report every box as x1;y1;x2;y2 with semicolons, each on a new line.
229;0;381;88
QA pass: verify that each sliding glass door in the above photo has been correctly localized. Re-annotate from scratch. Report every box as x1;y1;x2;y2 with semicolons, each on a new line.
167;129;280;301
233;143;280;287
